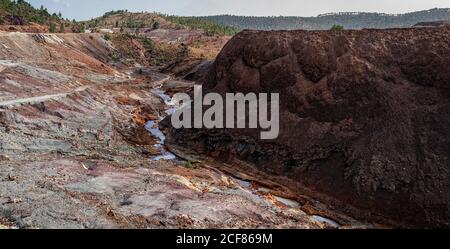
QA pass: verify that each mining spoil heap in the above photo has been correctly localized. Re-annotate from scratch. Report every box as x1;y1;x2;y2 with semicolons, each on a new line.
166;27;450;227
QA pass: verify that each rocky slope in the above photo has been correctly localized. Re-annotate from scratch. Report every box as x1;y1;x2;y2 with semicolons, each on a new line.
0;30;358;229
166;27;450;227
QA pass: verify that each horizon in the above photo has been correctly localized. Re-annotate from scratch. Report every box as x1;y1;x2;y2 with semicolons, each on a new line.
27;0;450;21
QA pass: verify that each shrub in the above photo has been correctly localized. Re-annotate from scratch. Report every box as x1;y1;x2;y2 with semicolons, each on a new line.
152;21;160;30
330;24;344;31
71;23;85;33
142;37;155;52
49;22;57;33
103;33;111;41
184;160;199;169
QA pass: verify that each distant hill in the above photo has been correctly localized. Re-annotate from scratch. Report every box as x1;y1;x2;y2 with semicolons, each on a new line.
0;0;84;33
199;8;450;30
84;10;176;30
0;0;62;25
84;10;237;36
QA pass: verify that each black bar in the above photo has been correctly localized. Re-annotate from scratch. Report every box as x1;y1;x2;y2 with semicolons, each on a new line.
1;229;449;248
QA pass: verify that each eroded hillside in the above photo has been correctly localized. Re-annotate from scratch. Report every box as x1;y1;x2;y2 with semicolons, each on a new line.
0;30;366;229
165;27;450;228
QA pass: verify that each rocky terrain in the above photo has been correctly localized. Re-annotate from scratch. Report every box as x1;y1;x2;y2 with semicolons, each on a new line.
165;27;450;228
0;29;376;229
2;1;448;229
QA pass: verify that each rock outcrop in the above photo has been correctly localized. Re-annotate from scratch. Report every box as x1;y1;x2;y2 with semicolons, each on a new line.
166;27;450;227
162;58;213;82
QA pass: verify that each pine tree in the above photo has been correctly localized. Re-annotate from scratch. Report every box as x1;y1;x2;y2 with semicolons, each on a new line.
49;23;57;33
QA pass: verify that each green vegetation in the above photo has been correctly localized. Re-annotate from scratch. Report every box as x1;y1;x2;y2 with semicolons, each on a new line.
0;0;62;25
101;9;127;18
86;13;149;30
103;33;111;41
162;14;237;35
85;9;143;29
330;24;344;31
142;36;155;52
124;17;146;29
59;23;65;32
121;34;188;65
200;9;450;30
183;160;199;169
49;22;56;33
140;36;172;65
112;33;176;66
84;10;237;36
71;23;85;33
152;21;160;30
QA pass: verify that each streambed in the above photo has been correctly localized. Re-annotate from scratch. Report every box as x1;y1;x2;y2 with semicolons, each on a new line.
144;79;373;229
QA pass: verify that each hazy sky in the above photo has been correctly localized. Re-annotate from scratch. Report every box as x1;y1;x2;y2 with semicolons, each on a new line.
28;0;450;21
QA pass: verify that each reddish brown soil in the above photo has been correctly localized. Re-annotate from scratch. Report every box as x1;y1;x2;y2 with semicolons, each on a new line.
166;27;450;228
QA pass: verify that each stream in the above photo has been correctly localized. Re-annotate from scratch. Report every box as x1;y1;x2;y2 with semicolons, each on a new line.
232;176;341;228
145;84;177;161
146;79;342;229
